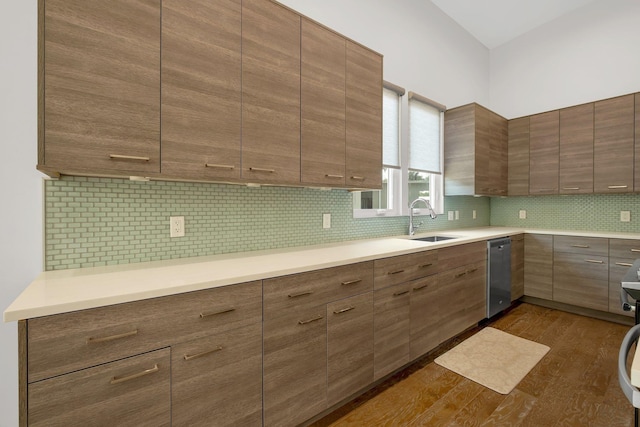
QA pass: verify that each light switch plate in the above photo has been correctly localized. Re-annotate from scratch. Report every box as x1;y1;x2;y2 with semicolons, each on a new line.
455;210;460;220
472;210;477;220
323;213;331;229
519;210;527;220
621;211;631;222
170;216;185;238
448;211;454;221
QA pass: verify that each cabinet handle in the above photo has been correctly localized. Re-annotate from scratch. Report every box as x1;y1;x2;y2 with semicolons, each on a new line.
585;259;604;264
249;167;275;173
183;346;223;361
205;163;235;170
467;268;478;274
288;291;313;298
455;272;467;278
200;307;235;318
333;306;355;315
350;176;365;181
413;284;429;291
563;187;580;191
531;188;556;192
87;329;138;344
419;263;433;269
393;290;410;297
325;174;344;179
631;249;640;253
571;244;590;248
109;154;150;162
298;315;324;325
608;185;628;189
110;364;159;385
341;279;362;286
616;262;634;267
388;269;405;275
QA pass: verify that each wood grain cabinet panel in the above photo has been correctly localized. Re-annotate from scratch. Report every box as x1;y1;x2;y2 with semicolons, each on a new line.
301;19;346;186
553;252;608;311
594;94;635;193
161;0;242;181
171;323;262;427
511;234;525;301
345;41;383;189
28;348;170;427
40;0;161;177
327;292;374;407
524;234;553;300
241;0;301;184
374;251;438;290
553;235;608;257
409;275;440;359
263;307;327;427
609;239;640;317
438;241;486;272
374;282;411;380
559;103;594;194
508;117;530;196
635;93;640;191
529;110;559;195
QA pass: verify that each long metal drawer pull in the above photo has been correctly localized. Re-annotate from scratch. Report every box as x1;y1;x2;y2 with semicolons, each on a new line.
413;284;429;291
388;269;405;275
298;315;323;325
563;187;580;190
109;154;150;162
616;262;634;267
341;279;362;286
585;259;604;264
184;346;223;361
393;290;410;297
333;306;355;315
455;272;467;278
571;244;590;248
631;249;640;253
288;291;313;298
350;176;365;181
110;364;159;385
608;185;628;189
200;307;235;318
325;174;344;179
205;163;235;170
249;167;275;173
87;329;138;344
419;263;433;268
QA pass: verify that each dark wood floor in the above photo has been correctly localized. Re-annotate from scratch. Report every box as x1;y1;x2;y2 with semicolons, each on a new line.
311;303;635;427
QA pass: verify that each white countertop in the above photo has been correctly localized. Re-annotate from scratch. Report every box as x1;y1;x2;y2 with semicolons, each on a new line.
5;226;640;322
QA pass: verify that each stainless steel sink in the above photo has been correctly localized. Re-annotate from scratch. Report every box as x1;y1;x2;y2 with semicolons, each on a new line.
412;235;458;242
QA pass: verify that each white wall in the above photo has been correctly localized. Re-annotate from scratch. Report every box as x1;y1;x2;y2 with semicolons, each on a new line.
490;0;640;119
0;1;41;426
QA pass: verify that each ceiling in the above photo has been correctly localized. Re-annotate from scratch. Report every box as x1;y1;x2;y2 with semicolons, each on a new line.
430;0;599;49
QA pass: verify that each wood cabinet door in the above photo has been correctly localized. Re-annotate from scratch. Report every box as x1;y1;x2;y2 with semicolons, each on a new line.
301;19;346;186
345;41;383;189
28;348;170;427
263;308;327;427
524;234;553;300
161;0;241;181
171;323;262;427
327;292;374;407
529;110;559;195
473;105;493;195
553;252;608;311
41;0;161;177
634;93;640;191
490;111;509;196
374;282;411;380
511;234;525;301
241;0;300;185
559;103;594;194
409;275;440;359
609;239;640;317
594;94;635;193
508;117;530;196
443;104;476;196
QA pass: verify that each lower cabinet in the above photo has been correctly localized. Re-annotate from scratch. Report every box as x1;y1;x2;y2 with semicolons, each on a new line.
609;239;640;317
28;348;171;427
511;234;525;301
373;282;411;381
524;234;553;299
409;275;440;360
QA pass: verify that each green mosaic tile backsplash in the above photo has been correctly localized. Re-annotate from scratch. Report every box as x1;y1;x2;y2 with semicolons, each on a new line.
491;194;640;232
44;177;490;270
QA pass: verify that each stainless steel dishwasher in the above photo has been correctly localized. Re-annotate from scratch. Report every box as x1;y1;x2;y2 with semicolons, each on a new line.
487;237;511;318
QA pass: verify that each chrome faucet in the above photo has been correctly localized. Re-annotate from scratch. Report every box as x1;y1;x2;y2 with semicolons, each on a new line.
408;197;437;235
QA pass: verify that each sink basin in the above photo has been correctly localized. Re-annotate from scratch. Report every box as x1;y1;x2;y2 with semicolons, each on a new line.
412;235;458;242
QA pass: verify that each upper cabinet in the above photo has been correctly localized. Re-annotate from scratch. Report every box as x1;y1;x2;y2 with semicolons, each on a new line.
444;103;507;196
594;94;635;193
507;117;530;196
529;110;559;195
636;93;640;190
161;0;242;182
39;0;161;177
37;0;382;189
559;103;593;194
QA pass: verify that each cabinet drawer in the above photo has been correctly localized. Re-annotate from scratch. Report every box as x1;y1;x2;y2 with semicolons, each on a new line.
28;348;170;427
553;235;608;256
172;323;262;427
438;241;486;272
264;261;373;320
373;251;438;290
27;281;262;382
553;252;608;311
610;238;640;259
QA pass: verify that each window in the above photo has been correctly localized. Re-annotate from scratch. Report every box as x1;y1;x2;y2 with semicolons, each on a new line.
353;84;445;219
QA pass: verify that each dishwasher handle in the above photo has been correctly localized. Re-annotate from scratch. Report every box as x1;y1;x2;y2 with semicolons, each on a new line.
619;323;640;408
621;286;637;312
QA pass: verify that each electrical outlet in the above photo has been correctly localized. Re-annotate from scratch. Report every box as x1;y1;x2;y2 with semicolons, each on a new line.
472;210;477;220
447;211;454;221
621;211;631;222
322;213;331;229
519;210;527;220
170;216;185;238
